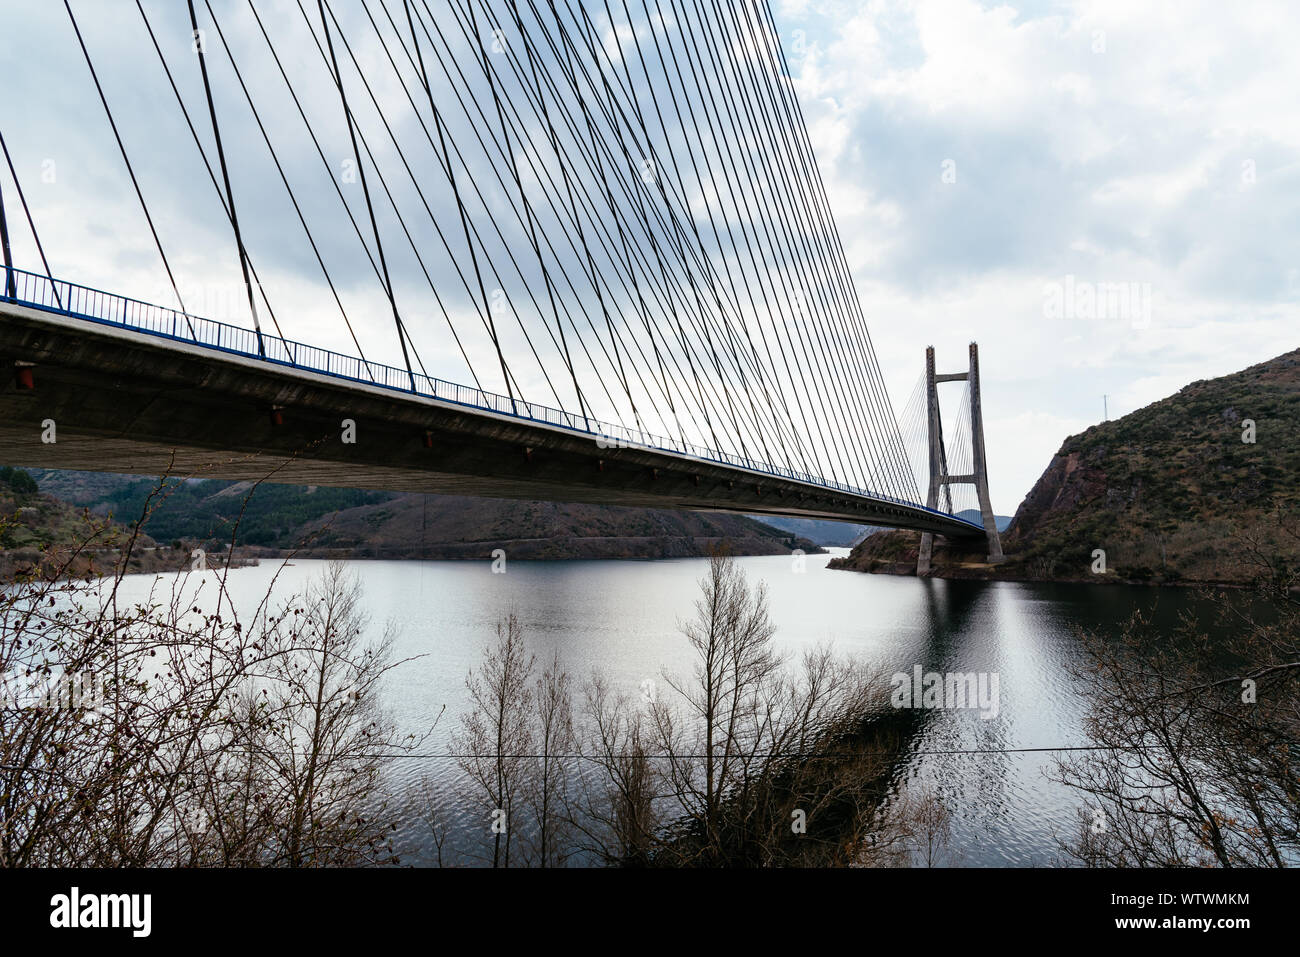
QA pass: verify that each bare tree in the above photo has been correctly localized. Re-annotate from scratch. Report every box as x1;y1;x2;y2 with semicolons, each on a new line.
454;613;535;867
570;674;660;865
638;554;894;866
649;554;781;862
1053;511;1300;866
417;554;900;867
895;783;955;867
253;561;418;866
415;773;456;868
527;650;575;867
1;483;422;868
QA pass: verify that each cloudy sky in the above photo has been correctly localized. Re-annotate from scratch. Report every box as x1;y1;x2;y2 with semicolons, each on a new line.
2;0;1297;514
772;0;1300;511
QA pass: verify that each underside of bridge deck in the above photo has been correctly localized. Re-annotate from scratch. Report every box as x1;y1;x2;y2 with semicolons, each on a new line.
0;303;983;538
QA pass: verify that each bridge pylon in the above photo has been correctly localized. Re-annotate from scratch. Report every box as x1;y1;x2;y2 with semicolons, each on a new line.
916;342;1004;575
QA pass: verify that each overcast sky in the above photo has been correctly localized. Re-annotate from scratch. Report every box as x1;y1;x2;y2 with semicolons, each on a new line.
2;1;1297;514
773;0;1300;511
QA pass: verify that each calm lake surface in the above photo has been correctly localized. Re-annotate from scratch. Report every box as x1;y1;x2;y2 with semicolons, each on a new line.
110;549;1219;866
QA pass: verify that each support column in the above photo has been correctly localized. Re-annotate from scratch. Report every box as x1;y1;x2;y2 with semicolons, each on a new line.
917;343;1002;575
968;342;1004;562
917;346;940;576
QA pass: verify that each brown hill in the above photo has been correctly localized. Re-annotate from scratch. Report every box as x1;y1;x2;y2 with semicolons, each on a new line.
831;348;1300;585
6;469;819;564
293;493;818;560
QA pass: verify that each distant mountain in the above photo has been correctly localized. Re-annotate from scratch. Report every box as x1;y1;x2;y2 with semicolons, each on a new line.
739;510;1008;549
26;470;393;548
831;348;1300;585
11;470;820;562
293;495;819;560
748;515;873;547
954;509;1013;532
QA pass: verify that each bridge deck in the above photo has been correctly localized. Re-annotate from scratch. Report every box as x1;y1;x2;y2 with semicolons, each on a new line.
0;273;982;538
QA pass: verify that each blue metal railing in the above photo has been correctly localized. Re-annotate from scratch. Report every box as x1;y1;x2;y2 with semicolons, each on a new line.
0;266;980;529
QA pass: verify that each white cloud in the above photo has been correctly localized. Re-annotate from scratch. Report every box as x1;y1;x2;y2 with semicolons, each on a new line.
773;0;1300;512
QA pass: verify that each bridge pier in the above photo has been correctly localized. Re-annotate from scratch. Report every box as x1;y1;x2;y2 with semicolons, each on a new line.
917;342;1003;576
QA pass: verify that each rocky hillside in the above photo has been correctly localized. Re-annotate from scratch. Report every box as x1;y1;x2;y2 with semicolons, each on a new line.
0;466;179;580
831;348;1300;585
291;494;817;560
7;470;818;564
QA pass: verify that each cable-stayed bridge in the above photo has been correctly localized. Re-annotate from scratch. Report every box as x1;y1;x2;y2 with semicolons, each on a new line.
0;0;991;542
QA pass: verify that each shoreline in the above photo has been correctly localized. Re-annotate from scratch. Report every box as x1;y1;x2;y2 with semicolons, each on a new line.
0;538;829;583
824;556;1260;591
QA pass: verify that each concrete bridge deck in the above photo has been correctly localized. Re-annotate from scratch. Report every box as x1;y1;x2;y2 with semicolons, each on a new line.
0;295;983;538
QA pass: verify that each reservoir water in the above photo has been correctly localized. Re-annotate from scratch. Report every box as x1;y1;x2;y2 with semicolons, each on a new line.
107;548;1219;866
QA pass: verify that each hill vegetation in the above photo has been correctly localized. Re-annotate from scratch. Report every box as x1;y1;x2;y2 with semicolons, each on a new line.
4;469;817;573
0;466;174;580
